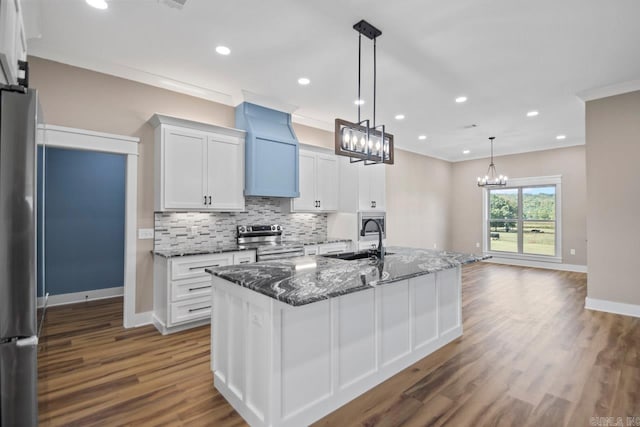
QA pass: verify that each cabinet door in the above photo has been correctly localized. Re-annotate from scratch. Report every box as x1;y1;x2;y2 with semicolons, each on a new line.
369;163;386;211
292;150;317;212
316;153;338;211
163;128;207;209
357;163;373;211
206;135;244;211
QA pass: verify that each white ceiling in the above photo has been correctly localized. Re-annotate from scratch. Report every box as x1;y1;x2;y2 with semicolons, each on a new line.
25;0;640;161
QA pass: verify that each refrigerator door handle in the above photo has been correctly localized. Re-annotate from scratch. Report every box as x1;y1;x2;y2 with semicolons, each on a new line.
16;336;38;347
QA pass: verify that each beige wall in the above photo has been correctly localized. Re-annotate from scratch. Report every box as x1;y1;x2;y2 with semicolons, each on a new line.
385;149;452;250
450;146;588;266
586;90;640;305
29;57;331;313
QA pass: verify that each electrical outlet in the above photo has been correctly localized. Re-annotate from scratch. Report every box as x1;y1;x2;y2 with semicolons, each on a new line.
476;242;480;248
138;228;154;240
570;248;576;255
433;243;437;249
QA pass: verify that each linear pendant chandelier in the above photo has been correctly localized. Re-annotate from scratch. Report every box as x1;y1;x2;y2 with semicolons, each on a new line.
477;137;508;187
335;20;394;165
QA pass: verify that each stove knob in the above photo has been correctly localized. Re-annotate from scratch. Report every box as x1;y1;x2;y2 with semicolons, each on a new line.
271;225;276;231
247;226;252;232
238;226;246;233
277;225;282;231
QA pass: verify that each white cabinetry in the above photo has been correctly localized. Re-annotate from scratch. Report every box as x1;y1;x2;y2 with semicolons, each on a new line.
151;114;246;212
0;0;27;85
153;250;256;335
291;148;338;212
338;157;386;212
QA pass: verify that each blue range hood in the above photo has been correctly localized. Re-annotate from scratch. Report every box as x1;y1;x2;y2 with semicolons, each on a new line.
235;102;300;197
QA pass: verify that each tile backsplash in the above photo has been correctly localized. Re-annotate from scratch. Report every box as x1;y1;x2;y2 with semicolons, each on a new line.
154;197;327;250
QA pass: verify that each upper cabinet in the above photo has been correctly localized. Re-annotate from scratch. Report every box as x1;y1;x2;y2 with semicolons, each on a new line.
235;103;300;198
0;0;27;85
338;156;386;212
291;148;338;212
150;114;246;212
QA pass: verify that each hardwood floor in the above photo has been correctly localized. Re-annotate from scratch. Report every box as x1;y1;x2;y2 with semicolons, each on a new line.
38;263;640;426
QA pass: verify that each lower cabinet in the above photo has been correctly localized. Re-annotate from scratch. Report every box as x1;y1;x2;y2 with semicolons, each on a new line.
153;250;256;334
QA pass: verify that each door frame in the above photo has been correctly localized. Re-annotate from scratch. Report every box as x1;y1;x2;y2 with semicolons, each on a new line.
39;124;140;328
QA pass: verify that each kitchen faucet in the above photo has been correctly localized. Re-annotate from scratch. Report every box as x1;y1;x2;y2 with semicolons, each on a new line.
360;219;385;261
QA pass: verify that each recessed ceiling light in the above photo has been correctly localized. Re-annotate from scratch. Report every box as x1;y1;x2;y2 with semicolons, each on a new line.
455;96;467;103
418;135;427;140
463;150;471;154
215;46;231;55
556;134;566;140
394;114;405;120
297;77;310;86
354;99;365;105
526;110;539;117
86;0;108;9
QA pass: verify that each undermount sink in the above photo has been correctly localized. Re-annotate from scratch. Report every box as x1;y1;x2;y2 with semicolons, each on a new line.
321;251;394;261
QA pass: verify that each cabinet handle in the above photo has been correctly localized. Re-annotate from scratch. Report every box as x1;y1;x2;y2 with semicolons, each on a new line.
318;200;321;208
239;260;250;264
188;285;211;292
188;305;212;313
189;264;220;270
209;195;212;205
204;195;208;205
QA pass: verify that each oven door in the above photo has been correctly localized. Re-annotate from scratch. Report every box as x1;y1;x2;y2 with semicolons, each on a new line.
358;213;386;241
257;248;305;261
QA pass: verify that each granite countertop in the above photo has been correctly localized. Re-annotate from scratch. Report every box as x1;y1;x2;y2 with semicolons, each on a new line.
152;243;252;258
206;246;488;306
298;238;352;246
152;238;353;258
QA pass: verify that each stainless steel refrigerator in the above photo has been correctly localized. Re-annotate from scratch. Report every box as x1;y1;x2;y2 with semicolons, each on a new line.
0;86;40;426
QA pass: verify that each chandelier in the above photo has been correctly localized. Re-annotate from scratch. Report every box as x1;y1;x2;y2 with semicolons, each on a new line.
334;20;394;165
477;137;508;187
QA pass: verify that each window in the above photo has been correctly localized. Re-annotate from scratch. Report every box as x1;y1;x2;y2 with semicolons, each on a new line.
484;176;561;261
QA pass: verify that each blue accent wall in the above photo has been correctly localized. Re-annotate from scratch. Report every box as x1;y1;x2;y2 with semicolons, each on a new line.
236;103;300;198
37;147;126;296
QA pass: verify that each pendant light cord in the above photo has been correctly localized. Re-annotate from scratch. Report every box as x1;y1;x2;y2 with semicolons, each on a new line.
358;33;361;124
373;37;377;128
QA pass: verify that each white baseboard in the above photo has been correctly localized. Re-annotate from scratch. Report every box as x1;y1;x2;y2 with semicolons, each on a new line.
585;297;640;319
38;286;124;308
133;311;153;327
484;257;587;273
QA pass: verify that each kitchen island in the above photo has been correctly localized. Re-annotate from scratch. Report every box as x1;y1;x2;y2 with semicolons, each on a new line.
206;247;486;427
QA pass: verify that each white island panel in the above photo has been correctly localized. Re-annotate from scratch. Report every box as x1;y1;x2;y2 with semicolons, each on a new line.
337;289;376;388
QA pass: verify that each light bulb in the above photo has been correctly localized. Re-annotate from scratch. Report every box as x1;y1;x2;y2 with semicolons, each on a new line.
342;129;350;149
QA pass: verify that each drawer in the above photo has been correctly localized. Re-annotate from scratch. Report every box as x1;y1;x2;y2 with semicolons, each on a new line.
171;276;212;302
318;242;349;255
169;296;212;325
304;245;318;256
171;253;232;280
233;251;256;265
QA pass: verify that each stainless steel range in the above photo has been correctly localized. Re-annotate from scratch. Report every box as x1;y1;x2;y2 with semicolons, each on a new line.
237;225;305;261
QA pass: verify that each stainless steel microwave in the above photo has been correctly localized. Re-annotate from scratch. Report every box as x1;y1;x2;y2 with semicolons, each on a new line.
358;212;386;241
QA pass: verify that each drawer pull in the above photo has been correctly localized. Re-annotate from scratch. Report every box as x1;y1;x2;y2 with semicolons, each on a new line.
188;305;212;313
189;264;220;270
325;250;342;254
239;260;250;264
188;285;211;292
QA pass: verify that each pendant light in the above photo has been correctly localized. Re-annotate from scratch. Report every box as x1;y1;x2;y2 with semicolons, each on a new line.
477;137;508;187
334;20;394;165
